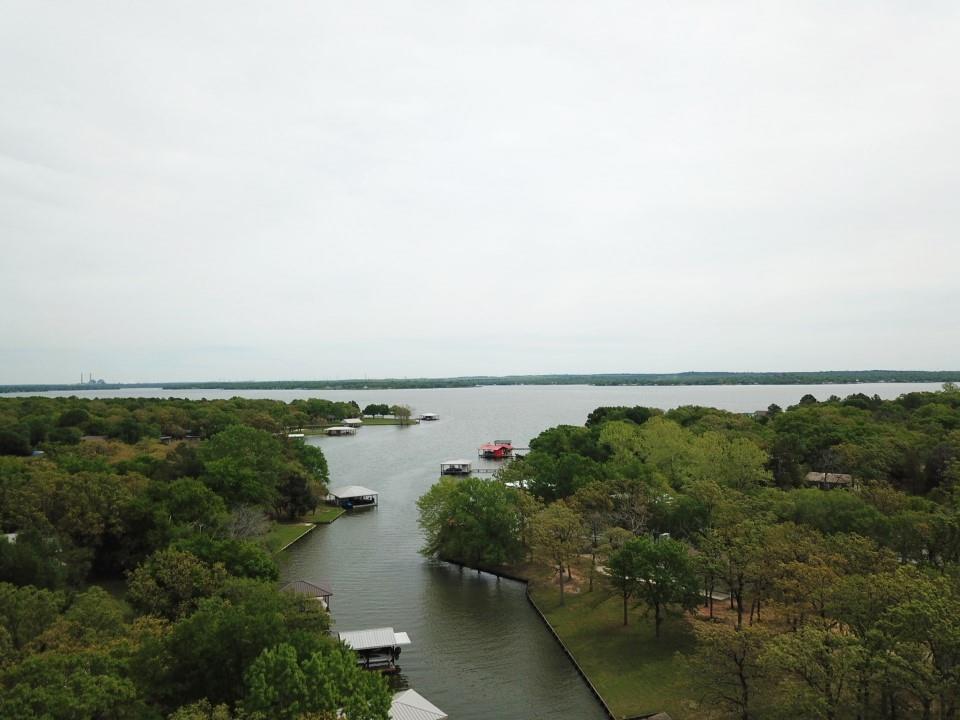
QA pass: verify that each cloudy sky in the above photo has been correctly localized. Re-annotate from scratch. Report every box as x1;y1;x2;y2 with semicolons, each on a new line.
1;1;958;383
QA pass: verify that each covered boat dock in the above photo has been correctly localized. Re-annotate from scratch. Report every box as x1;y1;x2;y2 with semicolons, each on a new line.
326;426;357;436
339;627;411;671
440;459;472;475
279;579;333;610
479;440;513;459
327;485;379;509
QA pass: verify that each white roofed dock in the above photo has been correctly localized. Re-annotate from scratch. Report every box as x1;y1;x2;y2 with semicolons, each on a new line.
327;485;379;509
339;626;411;672
390;689;447;720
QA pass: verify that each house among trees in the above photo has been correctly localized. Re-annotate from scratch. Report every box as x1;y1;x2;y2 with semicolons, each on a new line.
804;471;855;490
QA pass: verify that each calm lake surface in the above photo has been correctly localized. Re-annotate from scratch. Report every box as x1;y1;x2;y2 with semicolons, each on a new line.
11;383;947;719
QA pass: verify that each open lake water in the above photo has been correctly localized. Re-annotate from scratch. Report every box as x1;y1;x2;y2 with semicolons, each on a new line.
13;383;947;718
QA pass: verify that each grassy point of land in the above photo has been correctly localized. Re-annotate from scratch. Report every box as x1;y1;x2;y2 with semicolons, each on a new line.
305;507;345;524
359;416;420;425
266;522;316;553
529;581;698;720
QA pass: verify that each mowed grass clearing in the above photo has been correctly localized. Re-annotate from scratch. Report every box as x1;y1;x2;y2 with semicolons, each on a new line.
266;522;315;552
529;584;699;720
304;507;345;524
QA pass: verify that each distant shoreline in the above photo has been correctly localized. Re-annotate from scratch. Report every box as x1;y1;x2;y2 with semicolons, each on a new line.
2;370;958;394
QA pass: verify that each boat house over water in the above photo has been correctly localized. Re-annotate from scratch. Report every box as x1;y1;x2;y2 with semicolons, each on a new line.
390;689;447;719
342;418;363;429
326;426;357;436
479;440;513;459
440;459;472;475
279;579;333;610
419;413;439;421
339;627;411;671
327;485;379;509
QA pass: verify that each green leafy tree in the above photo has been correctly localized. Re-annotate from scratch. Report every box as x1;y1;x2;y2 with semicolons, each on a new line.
533;503;585;605
764;623;863;720
607;538;641;626
629;536;700;638
199;426;285;506
173;535;278;581
571;482;612;591
688;622;772;720
417;477;525;566
158;579;329;705
127;549;229;620
0;649;150;720
243;642;390;720
0;428;31;456
390;404;413;426
0;582;65;650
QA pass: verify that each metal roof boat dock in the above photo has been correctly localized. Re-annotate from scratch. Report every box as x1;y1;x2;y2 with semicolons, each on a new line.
419;412;440;421
325;426;358;436
342;418;364;427
390;689;448;720
440;459;472;475
279;579;333;610
339;627;411;671
327;485;379;509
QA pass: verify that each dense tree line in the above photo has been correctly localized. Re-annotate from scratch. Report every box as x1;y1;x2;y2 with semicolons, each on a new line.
4;370;959;393
418;385;960;719
0;397;390;719
0;396;374;454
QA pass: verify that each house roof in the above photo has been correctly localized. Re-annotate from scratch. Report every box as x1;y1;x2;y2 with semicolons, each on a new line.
338;627;411;651
390;689;447;720
805;472;853;485
279;579;332;598
479;442;512;450
328;485;378;498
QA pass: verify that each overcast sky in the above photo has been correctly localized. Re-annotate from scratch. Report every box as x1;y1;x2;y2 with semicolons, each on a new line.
1;1;958;383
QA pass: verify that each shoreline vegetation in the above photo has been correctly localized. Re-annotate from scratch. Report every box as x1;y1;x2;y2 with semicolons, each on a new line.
4;369;960;393
0;396;397;718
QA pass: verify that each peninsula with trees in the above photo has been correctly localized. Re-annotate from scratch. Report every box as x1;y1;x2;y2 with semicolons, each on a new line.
417;384;960;719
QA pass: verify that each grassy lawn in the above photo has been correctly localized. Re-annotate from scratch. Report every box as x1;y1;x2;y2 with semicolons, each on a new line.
530;583;699;720
304;507;345;524
358;417;419;425
266;522;315;552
